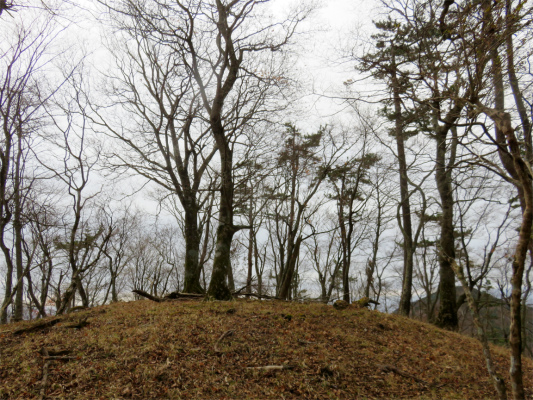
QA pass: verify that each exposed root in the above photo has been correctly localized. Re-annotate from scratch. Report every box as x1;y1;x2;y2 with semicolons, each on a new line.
14;318;61;335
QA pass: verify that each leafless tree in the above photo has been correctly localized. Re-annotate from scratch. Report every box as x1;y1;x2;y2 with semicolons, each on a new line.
98;0;311;299
0;5;66;323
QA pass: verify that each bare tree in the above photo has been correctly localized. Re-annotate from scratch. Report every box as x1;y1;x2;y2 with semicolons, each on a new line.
98;0;310;300
0;6;65;323
92;12;217;294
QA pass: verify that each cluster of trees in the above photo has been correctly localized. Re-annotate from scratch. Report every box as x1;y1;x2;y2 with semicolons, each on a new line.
1;0;532;397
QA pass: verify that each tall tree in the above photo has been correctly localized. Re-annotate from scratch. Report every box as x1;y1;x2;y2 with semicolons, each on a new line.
0;6;63;322
359;19;427;317
100;0;309;299
93;14;216;294
326;141;378;302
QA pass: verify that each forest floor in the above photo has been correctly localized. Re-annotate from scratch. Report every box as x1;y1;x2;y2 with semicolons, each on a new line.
0;299;532;399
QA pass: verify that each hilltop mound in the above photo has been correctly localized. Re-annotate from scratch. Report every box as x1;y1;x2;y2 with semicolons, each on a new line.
1;300;532;399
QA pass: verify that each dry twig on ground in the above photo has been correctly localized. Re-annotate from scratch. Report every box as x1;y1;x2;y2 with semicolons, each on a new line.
214;330;234;353
377;364;430;386
247;365;294;371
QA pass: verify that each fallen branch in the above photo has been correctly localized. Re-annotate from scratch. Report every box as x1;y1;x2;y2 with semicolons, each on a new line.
377;364;430;386
214;330;234;353
13;318;61;335
132;289;164;302
232;284;250;296
164;291;204;299
133;289;205;302
247;365;294;371
44;356;76;361
235;292;281;300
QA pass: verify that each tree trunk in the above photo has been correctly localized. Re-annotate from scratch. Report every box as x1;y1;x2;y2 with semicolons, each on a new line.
13;130;24;321
508;143;530;400
486;33;528;397
478;105;529;400
451;260;507;399
0;234;14;324
253;237;263;296
392;46;414;317
278;236;303;300
434;126;457;330
183;207;203;293
505;0;532;164
207;131;234;300
246;194;254;294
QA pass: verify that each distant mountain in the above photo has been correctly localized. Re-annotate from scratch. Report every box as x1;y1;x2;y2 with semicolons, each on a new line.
408;286;533;357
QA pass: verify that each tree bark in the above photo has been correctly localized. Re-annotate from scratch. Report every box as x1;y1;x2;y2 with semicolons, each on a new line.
278;236;303;300
434;124;458;330
206;128;235;300
477;105;529;400
505;0;532;164
183;207;203;294
391;46;414;317
246;194;254;295
13;128;24;321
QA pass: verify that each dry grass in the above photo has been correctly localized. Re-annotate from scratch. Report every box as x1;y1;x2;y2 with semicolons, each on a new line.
1;299;531;399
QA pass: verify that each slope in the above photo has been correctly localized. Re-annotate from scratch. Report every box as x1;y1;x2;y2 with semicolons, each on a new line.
1;299;532;399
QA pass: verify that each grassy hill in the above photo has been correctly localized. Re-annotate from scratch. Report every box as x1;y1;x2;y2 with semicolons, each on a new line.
1;299;532;399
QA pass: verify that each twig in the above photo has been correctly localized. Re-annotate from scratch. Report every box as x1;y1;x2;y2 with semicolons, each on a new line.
13;318;61;335
297;339;315;345
247;365;294;371
44;356;76;361
377;364;430;386
214;330;234;353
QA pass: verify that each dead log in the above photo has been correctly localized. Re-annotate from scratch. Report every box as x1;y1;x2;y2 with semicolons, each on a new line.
164;292;204;299
133;289;205;302
13;318;61;335
132;290;164;302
